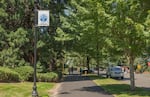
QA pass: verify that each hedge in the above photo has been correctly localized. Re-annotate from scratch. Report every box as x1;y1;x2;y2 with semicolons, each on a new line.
0;66;61;82
14;66;34;81
0;67;20;82
37;72;59;82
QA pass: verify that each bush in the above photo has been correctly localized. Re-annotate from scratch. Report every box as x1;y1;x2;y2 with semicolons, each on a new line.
15;66;33;81
146;66;150;72
37;72;59;82
55;71;62;80
0;67;20;82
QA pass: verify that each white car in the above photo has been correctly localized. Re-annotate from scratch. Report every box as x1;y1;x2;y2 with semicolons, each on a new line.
106;66;124;79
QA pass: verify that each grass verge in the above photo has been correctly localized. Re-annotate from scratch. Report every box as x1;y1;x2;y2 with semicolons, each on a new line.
0;82;55;97
89;75;150;97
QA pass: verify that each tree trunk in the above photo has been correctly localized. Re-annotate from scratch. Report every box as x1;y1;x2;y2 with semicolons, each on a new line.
28;52;34;65
129;55;135;90
97;62;100;76
96;42;100;76
49;58;57;71
86;56;90;71
49;62;52;71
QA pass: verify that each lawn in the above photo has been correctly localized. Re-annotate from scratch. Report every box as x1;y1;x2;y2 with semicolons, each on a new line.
90;75;150;97
0;82;55;97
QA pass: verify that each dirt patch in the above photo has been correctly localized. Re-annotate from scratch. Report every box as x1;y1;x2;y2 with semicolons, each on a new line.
143;71;150;74
49;83;61;97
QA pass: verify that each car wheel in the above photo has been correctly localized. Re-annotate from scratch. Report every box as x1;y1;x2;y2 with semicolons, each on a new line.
121;76;124;79
106;75;109;78
110;74;112;78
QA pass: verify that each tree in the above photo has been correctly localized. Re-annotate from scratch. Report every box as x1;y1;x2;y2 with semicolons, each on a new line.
107;0;150;90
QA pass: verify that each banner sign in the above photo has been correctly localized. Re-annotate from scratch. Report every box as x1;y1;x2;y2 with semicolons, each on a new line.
38;10;49;26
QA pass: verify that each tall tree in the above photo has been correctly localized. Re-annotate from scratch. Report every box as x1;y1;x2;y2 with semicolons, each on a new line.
107;0;149;90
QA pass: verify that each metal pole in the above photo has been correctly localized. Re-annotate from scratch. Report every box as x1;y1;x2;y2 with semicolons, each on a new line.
32;0;39;97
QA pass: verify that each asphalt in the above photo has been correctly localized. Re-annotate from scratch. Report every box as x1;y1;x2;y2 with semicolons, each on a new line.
120;73;150;90
54;74;114;97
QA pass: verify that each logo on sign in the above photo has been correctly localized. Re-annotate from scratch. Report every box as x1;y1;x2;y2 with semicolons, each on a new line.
40;14;48;22
38;10;49;26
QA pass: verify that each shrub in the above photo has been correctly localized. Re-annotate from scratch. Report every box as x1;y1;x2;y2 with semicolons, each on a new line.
0;67;20;82
37;72;59;82
146;66;150;72
15;66;33;81
54;71;62;80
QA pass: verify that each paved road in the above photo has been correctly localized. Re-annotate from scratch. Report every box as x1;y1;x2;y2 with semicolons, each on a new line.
54;74;113;97
120;73;150;90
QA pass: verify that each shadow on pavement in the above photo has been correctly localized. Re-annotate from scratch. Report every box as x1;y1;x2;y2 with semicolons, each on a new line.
63;74;90;82
73;86;112;95
60;92;70;94
112;77;131;80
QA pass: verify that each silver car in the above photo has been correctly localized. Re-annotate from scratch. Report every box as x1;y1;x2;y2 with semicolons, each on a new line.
106;66;124;79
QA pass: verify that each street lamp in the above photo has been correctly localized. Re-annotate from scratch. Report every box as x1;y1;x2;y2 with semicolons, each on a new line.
32;0;39;97
32;0;49;96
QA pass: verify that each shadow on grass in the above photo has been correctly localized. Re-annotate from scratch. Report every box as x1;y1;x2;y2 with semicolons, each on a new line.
39;95;49;97
101;84;150;97
89;75;150;97
0;81;20;83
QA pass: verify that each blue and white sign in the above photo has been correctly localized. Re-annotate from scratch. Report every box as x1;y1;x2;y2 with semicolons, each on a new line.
38;10;49;26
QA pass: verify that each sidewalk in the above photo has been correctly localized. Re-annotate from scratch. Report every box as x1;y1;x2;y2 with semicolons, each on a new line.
52;74;114;97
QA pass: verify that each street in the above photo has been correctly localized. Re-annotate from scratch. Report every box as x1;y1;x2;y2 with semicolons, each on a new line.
120;73;150;90
54;74;114;97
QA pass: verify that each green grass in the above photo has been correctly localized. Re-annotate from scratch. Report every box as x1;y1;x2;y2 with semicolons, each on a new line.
89;75;150;97
0;82;55;97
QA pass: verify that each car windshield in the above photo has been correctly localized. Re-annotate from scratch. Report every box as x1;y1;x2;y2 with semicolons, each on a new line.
112;67;122;71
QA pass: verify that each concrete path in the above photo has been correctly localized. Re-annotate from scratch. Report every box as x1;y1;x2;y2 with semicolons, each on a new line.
54;74;114;97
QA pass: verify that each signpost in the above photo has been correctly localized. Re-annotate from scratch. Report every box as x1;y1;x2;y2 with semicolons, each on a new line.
32;1;49;97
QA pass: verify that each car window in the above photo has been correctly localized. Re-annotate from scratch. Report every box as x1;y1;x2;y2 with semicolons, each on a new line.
112;68;122;71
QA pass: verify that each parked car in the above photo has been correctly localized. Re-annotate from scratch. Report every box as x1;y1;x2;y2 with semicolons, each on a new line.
82;69;93;74
106;66;124;79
